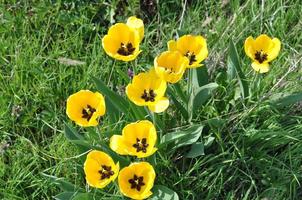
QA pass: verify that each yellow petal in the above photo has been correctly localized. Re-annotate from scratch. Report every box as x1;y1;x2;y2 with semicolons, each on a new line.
254;34;271;52
127;16;144;42
267;37;281;62
167;40;177;51
244;36;255;60
148;97;169;113
251;62;270;73
110;135;129;155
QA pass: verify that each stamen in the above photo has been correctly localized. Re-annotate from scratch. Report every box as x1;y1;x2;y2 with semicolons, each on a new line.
82;105;96;121
98;165;114;180
254;50;268;63
133;138;149;153
128;174;145;191
117;43;135;56
141;89;156;102
185;51;197;65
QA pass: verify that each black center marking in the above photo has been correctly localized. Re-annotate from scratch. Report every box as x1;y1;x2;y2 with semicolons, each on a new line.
141;89;156;102
132;138;149;153
117;43;135;56
82;105;96;121
185;51;197;65
98;165;114;180
128;174;145;191
254;50;268;63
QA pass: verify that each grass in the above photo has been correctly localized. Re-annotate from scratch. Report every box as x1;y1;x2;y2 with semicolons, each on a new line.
0;0;302;199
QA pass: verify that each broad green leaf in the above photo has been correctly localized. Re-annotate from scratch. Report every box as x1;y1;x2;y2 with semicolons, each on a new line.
185;142;205;158
54;192;75;200
167;87;189;119
170;83;188;105
64;123;84;141
64;123;92;152
42;173;79;192
227;40;249;99
92;77;130;115
270;92;302;108
72;193;93;200
192;67;209;90
192;82;219;112
160;125;203;149
149;185;179;200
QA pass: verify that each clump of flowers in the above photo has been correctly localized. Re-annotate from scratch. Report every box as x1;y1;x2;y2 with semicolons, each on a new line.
61;15;283;200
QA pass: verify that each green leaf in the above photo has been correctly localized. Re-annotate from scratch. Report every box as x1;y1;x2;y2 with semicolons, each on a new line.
160;125;203;149
92;77;130;115
42;173;79;192
64;123;84;141
227;40;249;99
64;123;92;152
167;87;189;119
270;92;302;108
170;83;188;106
185;142;205;158
149;185;179;200
192;67;209;89
54;192;75;200
192;82;219;111
72;193;93;200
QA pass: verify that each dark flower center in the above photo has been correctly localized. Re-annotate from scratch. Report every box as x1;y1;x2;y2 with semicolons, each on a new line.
82;105;96;121
185;51;197;65
254;50;268;63
128;174;145;191
117;43;135;56
98;165;114;180
133;138;149;153
141;89;156;102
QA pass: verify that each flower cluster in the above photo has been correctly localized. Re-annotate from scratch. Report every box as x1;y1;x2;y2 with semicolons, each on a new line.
65;16;281;199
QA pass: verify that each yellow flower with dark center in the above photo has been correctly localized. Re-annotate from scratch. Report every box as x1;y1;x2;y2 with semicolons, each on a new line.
126;68;169;113
154;51;189;83
66;90;105;127
126;16;144;42
118;162;155;200
102;23;142;62
110;120;157;158
168;34;208;68
244;34;281;73
84;150;119;189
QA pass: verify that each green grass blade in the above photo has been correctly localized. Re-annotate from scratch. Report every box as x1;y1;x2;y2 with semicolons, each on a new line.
227;40;249;99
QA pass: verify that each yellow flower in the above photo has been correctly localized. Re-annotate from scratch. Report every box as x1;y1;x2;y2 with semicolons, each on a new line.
66;90;105;127
154;51;189;83
84;150;119;189
102;23;142;62
126;68;169;113
110;120;157;158
244;34;281;73
168;34;208;68
126;16;144;42
118;162;155;200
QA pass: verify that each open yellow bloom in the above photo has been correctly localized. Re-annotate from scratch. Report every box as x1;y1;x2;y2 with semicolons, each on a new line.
84;150;119;189
126;68;169;113
154;51;189;83
66;90;105;127
102;23;142;62
244;34;281;73
168;34;208;68
110;120;157;158
118;162;155;200
126;16;144;42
